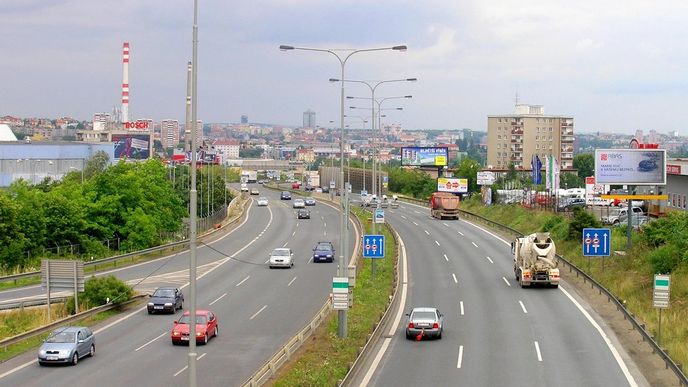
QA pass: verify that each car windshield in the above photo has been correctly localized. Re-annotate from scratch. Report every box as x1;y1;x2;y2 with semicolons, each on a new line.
178;315;207;324
272;249;290;256
153;289;174;298
316;244;332;252
259;197;267;201
46;331;75;343
412;311;437;320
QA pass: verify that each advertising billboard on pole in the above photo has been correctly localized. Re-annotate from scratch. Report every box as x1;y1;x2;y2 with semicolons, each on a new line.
594;149;666;185
437;177;468;193
401;147;448;167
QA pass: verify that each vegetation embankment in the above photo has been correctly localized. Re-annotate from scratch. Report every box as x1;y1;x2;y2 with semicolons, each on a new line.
0;275;134;361
0;152;234;274
270;206;397;386
460;198;688;370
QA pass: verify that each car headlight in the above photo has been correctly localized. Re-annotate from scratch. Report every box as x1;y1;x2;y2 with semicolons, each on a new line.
164;303;173;306
147;302;154;306
61;350;71;356
196;331;203;336
326;254;332;257
173;331;180;336
39;350;46;355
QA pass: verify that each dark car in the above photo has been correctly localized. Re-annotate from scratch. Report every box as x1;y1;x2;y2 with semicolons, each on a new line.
148;287;184;314
312;241;335;263
321;186;330;193
281;191;292;200
298;209;311;219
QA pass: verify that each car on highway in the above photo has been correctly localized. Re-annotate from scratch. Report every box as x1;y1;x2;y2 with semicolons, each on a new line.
250;188;260;195
305;197;316;206
292;182;301;189
38;326;95;365
297;209;311;219
240;183;249;192
280;191;292;200
293;198;306;208
405;307;444;340
171;310;218;345
256;197;269;206
269;247;294;268
147;287;184;314
312;241;335;263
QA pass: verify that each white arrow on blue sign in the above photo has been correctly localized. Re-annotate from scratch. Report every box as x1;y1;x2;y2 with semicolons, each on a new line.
582;228;611;256
362;234;385;258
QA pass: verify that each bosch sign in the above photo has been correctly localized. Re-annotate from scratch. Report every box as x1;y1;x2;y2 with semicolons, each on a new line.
124;122;150;129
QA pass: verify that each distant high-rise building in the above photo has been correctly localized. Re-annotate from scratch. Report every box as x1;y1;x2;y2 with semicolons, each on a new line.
648;129;659;144
487;104;574;170
635;129;644;142
303;109;316;129
241;115;248;124
161;120;180;148
93;113;111;131
212;139;240;160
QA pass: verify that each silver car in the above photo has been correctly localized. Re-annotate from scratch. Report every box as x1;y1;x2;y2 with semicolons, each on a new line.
293;199;306;208
38;326;95;365
269;247;294;269
405;307;444;340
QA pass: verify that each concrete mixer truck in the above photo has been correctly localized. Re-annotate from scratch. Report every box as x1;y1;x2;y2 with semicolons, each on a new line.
512;232;559;288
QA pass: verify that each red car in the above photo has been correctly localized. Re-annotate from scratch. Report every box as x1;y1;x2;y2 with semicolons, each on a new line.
292;182;301;189
171;310;218;345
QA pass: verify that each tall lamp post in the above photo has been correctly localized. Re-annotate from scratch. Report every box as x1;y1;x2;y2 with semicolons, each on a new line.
279;43;407;338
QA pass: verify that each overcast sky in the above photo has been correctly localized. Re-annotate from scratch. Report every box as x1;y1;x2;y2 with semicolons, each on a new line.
2;0;688;134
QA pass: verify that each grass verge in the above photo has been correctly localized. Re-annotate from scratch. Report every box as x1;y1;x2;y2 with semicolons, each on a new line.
270;206;397;386
459;198;688;372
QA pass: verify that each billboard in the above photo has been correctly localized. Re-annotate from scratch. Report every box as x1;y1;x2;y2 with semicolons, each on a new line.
112;134;151;160
594;149;666;185
477;171;495;185
401;147;448;167
438;177;468;193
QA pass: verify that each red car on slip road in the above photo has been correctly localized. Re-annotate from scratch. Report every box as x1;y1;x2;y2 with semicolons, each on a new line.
171;310;218;345
292;182;301;189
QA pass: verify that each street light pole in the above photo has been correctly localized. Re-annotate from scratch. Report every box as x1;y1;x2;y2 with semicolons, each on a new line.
188;0;199;385
280;44;407;338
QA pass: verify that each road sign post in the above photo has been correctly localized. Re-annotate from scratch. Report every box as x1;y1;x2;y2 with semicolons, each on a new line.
375;209;385;224
363;234;385;278
653;274;671;345
582;228;611;273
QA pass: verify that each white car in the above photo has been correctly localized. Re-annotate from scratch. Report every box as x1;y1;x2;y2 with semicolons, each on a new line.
293;199;306;208
256;197;268;206
240;183;249;192
269;248;294;269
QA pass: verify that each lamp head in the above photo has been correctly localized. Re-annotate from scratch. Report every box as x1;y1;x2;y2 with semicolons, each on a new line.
406;78;417;81
329;78;340;82
404;95;413;98
279;45;294;51
392;45;408;51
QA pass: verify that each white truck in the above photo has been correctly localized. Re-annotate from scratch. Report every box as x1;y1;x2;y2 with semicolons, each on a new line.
512;232;559;288
241;170;258;183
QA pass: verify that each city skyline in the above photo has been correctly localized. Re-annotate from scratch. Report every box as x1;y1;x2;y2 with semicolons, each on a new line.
2;1;688;134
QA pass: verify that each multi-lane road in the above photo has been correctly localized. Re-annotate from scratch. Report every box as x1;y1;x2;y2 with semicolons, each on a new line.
354;201;648;387
0;186;356;386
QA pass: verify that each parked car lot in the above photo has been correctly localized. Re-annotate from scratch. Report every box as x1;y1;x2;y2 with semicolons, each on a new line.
405;307;443;340
38;326;95;365
171;310;218;345
558;198;586;211
147;287;184;314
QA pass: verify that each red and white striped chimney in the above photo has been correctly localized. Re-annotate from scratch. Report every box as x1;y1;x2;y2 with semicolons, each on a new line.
121;42;130;123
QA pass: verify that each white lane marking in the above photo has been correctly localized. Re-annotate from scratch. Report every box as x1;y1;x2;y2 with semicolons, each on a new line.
414;210;421;214
424;230;430;235
443;222;450;227
401;215;407;219
463;220;510;246
250;305;268;320
472;242;478;248
307;256;313;264
236;276;250;287
209;292;227;306
460;301;464;316
135;331;167;351
198;352;207;360
283;242;288;247
457;231;464;236
292;231;296;236
324;230;327;236
485;256;494;264
321;216;325;220
324;222;327;228
534;341;543;362
519;300;528;314
443;254;449;262
435;240;440;246
559;286;638;386
296;222;300;227
457;345;464;368
264;259;269;264
413;221;419;226
287;276;297;287
174;365;188;377
452;273;458;283
361;230;409;387
502;277;511;287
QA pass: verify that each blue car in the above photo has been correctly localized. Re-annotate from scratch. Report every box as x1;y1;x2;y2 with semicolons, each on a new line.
312;241;335;263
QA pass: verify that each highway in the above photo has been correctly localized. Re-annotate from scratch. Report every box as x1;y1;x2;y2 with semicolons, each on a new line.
357;201;646;387
0;185;357;386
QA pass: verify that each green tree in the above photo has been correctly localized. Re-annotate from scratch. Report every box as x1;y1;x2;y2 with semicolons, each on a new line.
573;153;594;179
0;193;31;269
560;172;582;189
84;150;110;180
454;158;482;193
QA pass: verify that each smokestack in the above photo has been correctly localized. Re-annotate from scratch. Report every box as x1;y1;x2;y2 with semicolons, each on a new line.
121;42;130;124
185;61;192;152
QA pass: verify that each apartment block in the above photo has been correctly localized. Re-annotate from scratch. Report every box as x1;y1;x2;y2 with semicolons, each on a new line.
160;119;180;148
486;104;574;170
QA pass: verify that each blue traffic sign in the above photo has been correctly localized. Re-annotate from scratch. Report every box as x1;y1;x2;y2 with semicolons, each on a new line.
362;234;385;258
582;228;611;256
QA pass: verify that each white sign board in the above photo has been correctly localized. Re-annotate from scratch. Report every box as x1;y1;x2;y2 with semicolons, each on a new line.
477;171;495;185
437;178;468;193
594;149;666;185
332;277;350;310
653;274;671;309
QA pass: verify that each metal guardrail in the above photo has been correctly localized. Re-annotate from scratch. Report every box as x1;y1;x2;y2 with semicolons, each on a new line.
0;294;146;352
241;298;333;387
396;195;687;385
0;297;68;311
0;193;249;286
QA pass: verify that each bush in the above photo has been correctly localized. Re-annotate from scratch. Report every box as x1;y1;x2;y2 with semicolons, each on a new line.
541;215;565;232
64;276;132;315
567;207;602;241
649;244;682;274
